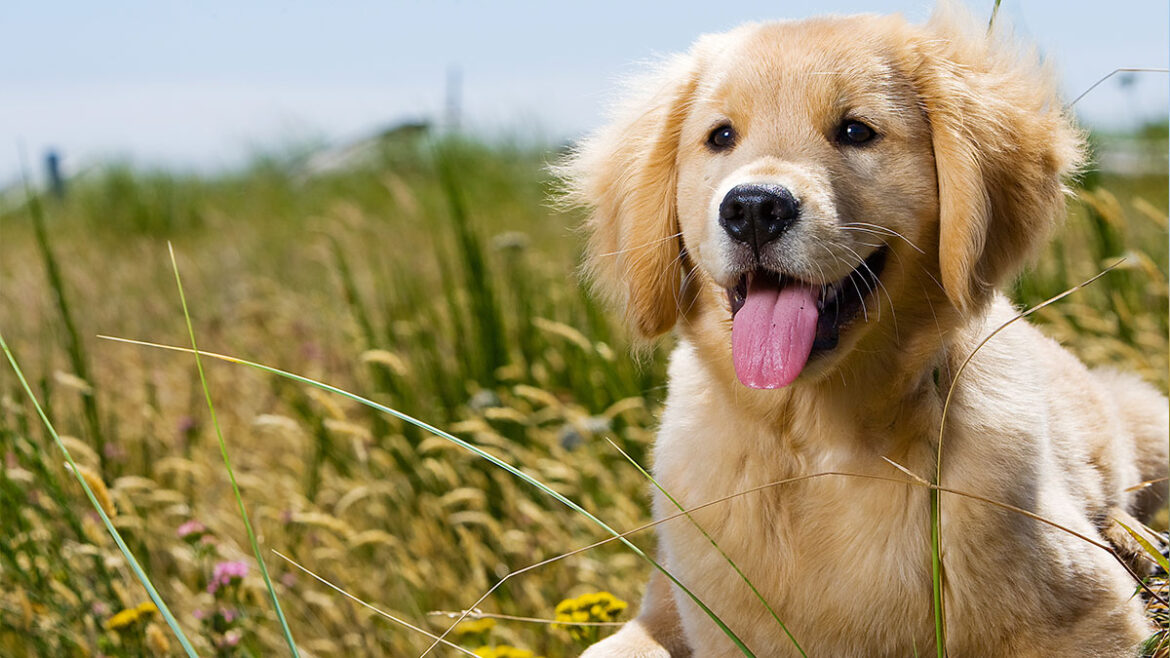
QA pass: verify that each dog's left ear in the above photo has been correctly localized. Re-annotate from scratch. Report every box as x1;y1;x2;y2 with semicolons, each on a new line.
558;52;704;339
911;5;1086;312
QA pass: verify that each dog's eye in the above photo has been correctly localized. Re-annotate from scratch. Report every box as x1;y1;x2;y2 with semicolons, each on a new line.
707;124;737;151
838;120;877;145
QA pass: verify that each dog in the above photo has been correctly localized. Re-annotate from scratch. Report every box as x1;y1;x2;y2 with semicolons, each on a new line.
561;3;1169;656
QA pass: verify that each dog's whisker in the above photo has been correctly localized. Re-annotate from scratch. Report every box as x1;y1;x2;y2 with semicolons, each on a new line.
917;277;949;382
832;243;873;324
842;242;898;338
616;234;689;290
597;231;684;258
918;264;946;295
665;245;709;325
872;243;909;347
872;272;897;342
841;223;925;254
870;267;899;341
908;258;951;373
677;264;705;320
816;243;847;327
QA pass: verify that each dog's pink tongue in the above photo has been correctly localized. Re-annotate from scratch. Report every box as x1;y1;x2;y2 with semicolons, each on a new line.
732;279;819;389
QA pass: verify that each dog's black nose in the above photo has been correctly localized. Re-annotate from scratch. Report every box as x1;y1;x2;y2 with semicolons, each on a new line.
718;184;799;251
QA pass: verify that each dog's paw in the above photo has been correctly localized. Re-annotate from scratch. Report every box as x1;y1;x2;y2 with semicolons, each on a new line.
580;639;671;658
579;622;675;658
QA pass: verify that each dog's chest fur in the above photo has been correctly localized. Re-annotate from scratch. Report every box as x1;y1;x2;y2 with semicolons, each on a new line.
652;340;939;656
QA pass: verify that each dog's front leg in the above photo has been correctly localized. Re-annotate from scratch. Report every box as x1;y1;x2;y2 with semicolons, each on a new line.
580;569;691;657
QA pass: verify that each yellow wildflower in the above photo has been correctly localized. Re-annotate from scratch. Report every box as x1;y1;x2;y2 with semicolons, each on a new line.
104;601;157;632
553;591;628;642
453;617;496;636
104;607;140;631
473;645;537;658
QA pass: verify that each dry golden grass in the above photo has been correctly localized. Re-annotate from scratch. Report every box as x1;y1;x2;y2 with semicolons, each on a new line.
0;134;1165;656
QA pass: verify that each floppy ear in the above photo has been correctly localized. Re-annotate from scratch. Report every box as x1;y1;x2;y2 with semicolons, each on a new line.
560;54;701;338
912;5;1085;312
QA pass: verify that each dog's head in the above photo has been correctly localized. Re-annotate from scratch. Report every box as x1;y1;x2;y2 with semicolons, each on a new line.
563;5;1083;389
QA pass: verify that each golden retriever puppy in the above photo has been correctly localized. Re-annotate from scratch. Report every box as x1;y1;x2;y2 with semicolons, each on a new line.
562;3;1169;657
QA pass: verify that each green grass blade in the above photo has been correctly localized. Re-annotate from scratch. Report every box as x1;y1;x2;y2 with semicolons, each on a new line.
987;0;1003;32
167;244;301;656
931;488;945;658
23;178;108;475
100;334;756;658
606;438;806;657
1114;518;1170;573
0;332;199;658
432;142;508;381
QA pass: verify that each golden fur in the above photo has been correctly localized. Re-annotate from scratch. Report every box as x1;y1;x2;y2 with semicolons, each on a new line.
563;4;1169;657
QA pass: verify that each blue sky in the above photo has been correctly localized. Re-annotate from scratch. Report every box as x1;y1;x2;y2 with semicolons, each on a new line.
1;1;1166;183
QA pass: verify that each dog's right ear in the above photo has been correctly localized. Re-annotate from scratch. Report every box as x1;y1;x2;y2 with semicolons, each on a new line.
559;54;702;339
911;4;1084;313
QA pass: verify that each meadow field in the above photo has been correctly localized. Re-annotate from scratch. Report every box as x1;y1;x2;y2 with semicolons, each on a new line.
0;127;1166;657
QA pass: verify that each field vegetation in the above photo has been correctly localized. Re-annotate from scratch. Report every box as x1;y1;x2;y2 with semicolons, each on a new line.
0;126;1166;656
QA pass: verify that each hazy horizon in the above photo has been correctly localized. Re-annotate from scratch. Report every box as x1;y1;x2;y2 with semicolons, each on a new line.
2;1;1167;186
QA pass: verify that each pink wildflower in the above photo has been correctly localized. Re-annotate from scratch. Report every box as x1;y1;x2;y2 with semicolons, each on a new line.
176;520;207;541
207;560;248;595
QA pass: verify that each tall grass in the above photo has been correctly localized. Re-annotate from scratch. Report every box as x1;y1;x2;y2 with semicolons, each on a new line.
0;126;1165;656
24;181;109;477
168;244;301;655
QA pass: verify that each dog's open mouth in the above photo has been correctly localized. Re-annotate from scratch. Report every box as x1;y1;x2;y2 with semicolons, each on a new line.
726;247;887;389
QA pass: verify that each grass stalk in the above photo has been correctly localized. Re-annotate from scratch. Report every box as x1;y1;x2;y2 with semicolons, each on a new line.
167;243;301;656
433;143;509;382
325;234;394;439
930;488;945;658
1114;519;1170;573
24;181;108;476
987;0;1002;31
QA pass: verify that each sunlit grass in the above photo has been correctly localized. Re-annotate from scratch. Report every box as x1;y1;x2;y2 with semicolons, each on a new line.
0;128;1165;656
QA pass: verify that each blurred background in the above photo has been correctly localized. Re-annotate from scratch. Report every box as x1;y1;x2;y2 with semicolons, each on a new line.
0;2;1166;657
1;0;1167;185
